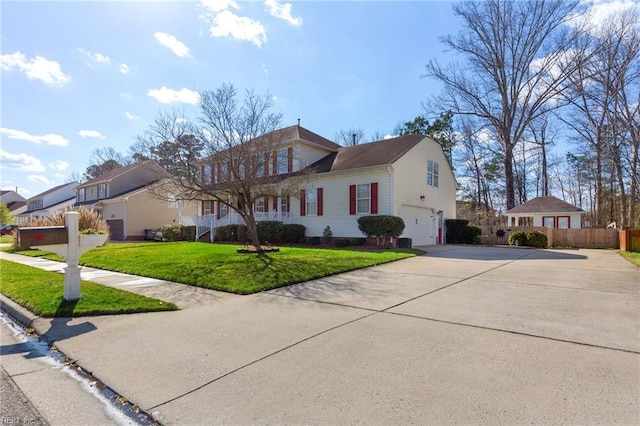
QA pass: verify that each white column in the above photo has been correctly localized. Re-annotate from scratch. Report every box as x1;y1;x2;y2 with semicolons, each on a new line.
63;211;81;301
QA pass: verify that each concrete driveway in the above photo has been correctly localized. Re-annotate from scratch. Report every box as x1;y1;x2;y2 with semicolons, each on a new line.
10;246;640;424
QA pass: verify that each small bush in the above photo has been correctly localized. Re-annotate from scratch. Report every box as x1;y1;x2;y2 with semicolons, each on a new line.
23;206;109;235
182;226;196;241
282;224;305;243
322;226;333;244
160;224;182;242
256;221;283;244
237;224;248;243
463;226;482;244
215;224;240;242
508;231;528;246
526;231;548;248
357;216;405;240
445;219;469;244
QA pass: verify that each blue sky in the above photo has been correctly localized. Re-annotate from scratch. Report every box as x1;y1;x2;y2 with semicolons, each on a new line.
1;0;634;198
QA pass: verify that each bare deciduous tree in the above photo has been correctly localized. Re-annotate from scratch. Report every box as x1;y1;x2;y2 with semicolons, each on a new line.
334;127;366;146
424;0;587;210
135;83;305;251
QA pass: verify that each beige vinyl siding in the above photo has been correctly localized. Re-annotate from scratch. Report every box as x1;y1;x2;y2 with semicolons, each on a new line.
293;168;392;238
296;142;336;170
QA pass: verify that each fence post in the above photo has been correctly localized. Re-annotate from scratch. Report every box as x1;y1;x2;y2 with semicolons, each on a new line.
619;229;628;251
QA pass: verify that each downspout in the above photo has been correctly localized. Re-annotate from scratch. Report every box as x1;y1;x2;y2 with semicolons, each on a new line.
123;199;127;241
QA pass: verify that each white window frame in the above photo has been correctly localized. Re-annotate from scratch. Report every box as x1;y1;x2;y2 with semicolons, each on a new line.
280;196;289;213
97;183;107;199
78;188;85;202
277;148;288;174
203;200;212;215
219;202;228;217
306;189;318;216
428;160;439;188
356;183;370;214
254;197;265;213
203;164;212;184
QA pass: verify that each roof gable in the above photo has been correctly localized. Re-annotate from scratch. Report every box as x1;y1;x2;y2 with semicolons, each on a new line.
505;196;584;214
76;161;168;189
27;182;78;201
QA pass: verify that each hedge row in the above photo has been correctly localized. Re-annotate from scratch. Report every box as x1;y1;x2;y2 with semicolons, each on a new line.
445;219;481;244
508;230;548;248
215;222;306;244
159;225;196;242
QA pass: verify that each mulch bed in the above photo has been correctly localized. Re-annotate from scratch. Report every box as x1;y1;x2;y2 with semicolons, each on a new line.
236;245;280;253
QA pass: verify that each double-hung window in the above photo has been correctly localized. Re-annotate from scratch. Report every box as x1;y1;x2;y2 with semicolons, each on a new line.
427;160;439;188
356;184;370;214
97;183;107;199
203;200;212;215
78;188;85;202
305;189;317;216
254;197;265;213
277;149;288;174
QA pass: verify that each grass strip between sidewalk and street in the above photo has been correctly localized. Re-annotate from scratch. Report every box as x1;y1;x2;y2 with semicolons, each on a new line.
77;242;422;294
0;259;178;317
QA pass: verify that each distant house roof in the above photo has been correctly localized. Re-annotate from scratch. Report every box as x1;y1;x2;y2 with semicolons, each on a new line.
505;196;584;214
308;134;425;173
26;182;78;201
76;161;168;190
272;125;342;151
5;201;26;212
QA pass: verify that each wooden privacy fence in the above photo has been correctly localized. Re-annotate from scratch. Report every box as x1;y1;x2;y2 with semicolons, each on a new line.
619;229;640;252
477;226;620;249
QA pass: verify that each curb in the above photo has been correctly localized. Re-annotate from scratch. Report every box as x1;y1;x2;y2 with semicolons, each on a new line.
0;294;39;329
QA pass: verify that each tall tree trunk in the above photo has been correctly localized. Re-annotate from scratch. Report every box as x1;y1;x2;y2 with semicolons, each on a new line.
504;145;516;210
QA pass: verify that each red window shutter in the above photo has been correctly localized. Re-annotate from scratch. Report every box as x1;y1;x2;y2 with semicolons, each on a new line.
317;188;323;216
272;154;277;175
216;201;221;219
216;163;221;183
371;182;378;214
272;197;278;211
201;201;205;215
349;185;356;215
264;197;269;212
287;147;293;173
286;195;290;212
200;165;205;184
264;154;269;176
300;189;306;216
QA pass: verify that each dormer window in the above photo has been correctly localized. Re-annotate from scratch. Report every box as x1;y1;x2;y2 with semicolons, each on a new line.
78;188;86;202
277;149;288;174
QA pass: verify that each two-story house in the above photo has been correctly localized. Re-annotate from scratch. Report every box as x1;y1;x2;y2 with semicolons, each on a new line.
15;182;78;224
75;160;196;240
187;125;456;246
0;190;27;222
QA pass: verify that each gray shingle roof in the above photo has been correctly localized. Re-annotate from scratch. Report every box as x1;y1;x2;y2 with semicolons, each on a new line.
505;196;584;214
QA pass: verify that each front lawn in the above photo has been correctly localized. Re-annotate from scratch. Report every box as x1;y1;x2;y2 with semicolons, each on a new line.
619;251;640;268
79;242;422;294
0;259;178;317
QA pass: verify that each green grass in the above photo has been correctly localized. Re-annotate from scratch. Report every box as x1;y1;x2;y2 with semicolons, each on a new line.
79;242;422;294
0;259;178;317
619;251;640;268
0;235;14;244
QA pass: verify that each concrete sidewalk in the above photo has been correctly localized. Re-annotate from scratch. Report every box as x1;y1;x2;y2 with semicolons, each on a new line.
2;246;639;424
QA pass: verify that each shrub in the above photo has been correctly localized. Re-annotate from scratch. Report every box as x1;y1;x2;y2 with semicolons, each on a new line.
182;226;196;241
526;231;548;248
508;231;528;246
215;224;240;242
160;224;182;242
445;219;469;244
463;225;482;244
322;226;333;244
357;216;405;239
282;224;305;243
237;224;248;243
24;206;109;235
256;221;283;244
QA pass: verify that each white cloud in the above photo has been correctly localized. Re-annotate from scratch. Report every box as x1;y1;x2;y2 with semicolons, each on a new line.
119;63;130;74
263;64;269;74
265;0;302;26
154;32;191;57
120;92;134;100
0;52;70;86
124;112;140;120
208;9;267;47
201;0;239;13
77;130;105;139
383;134;396;140
147;87;201;104
0;128;69;147
28;175;53;185
77;48;111;66
572;0;640;29
0;149;46;172
49;160;69;172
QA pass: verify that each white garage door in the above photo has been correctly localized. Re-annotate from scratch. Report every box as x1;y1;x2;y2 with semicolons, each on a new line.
399;206;434;246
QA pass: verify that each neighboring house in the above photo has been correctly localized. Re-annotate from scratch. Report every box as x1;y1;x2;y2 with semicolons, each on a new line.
504;196;584;229
75;161;196;240
0;190;27;222
15;182;78;224
186;125;457;246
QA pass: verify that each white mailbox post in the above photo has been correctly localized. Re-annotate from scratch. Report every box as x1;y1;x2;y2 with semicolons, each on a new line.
25;212;108;301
